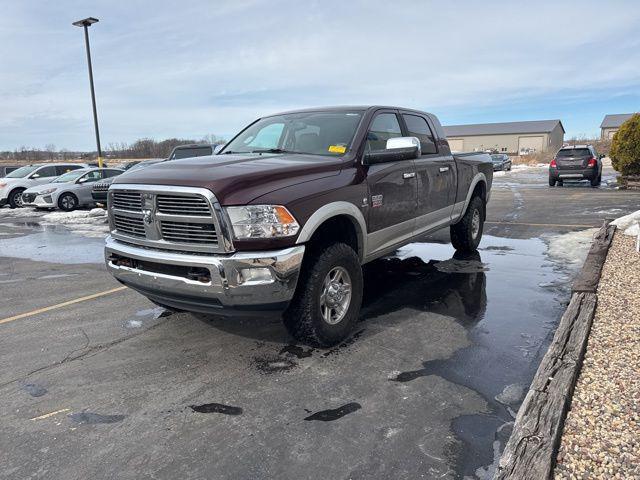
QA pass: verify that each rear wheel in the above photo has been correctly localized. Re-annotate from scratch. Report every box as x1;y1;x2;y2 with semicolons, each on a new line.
8;188;26;208
58;193;78;212
283;242;363;347
557;180;564;186
450;196;485;253
590;174;601;187
548;176;556;187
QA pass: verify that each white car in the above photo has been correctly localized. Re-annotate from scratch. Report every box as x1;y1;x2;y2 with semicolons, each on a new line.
0;163;87;208
22;167;124;211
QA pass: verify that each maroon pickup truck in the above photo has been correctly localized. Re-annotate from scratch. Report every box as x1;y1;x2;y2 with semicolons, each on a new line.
105;106;493;346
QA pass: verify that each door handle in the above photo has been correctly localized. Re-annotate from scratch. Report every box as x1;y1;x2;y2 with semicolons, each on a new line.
403;172;416;179
439;166;450;173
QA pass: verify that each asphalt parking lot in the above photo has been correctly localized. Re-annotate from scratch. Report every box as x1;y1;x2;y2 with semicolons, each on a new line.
1;164;639;479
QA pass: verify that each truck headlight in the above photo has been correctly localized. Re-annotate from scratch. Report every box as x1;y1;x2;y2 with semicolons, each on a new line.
225;205;300;239
38;188;57;195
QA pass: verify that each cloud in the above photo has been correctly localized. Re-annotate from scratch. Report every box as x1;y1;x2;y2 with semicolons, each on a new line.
1;0;639;149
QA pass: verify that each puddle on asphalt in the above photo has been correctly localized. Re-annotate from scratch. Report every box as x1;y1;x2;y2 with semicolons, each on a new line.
304;402;361;421
0;227;104;264
279;344;314;359
361;234;580;478
251;355;298;374
68;412;126;424
22;383;48;397
190;403;243;415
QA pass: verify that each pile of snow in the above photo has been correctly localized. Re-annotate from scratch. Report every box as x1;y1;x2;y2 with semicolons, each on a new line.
0;207;48;218
41;208;109;238
611;210;640;237
511;163;548;171
41;208;106;224
547;228;599;268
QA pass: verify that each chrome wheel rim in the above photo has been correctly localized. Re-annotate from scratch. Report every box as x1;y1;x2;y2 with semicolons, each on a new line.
14;193;24;207
320;266;352;325
471;209;481;239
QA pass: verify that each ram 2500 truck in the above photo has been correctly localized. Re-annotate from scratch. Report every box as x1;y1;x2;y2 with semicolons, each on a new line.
104;106;493;346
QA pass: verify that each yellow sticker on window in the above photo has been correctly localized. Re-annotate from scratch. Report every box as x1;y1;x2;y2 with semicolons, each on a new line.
328;145;346;154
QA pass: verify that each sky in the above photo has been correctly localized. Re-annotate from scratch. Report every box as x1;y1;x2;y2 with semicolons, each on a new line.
1;0;639;151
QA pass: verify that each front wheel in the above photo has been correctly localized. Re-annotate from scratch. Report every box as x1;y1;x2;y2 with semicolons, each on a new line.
450;196;485;253
283;242;363;347
58;193;78;211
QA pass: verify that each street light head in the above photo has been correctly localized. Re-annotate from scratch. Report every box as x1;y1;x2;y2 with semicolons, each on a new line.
72;17;99;27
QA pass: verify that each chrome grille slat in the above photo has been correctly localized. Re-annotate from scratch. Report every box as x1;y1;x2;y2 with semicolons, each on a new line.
113;214;145;237
112;191;143;212
156;194;210;216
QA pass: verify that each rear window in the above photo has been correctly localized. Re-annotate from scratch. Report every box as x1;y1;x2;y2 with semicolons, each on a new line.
557;148;591;157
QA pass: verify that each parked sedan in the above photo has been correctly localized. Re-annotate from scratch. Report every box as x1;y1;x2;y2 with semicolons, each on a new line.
490;154;512;171
22;167;123;211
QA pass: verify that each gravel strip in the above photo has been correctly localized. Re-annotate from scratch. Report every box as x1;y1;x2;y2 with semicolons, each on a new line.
555;234;640;479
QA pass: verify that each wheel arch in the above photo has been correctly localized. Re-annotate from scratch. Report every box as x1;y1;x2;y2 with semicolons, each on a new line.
295;202;367;263
455;173;487;223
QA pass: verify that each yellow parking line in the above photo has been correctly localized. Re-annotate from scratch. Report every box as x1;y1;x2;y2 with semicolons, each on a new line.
0;286;127;326
485;221;596;228
30;408;71;421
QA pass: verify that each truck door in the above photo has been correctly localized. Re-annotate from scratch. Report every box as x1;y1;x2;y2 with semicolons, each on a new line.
364;111;418;257
401;113;456;236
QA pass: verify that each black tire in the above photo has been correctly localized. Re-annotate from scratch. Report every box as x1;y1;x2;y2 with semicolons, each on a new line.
591;174;601;187
548;176;556;187
283;242;363;347
58;193;78;211
8;188;26;208
557;180;564;186
450;196;485;253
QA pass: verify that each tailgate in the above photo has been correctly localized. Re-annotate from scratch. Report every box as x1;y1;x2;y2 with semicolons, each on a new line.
556;155;588;169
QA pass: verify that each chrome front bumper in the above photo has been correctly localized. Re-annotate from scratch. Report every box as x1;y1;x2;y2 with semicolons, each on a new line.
105;236;305;314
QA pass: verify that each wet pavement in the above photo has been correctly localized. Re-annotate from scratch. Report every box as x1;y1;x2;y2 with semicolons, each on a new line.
1;164;639;479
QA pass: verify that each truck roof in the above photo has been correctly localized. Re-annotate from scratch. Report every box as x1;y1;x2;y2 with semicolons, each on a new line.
264;105;435;117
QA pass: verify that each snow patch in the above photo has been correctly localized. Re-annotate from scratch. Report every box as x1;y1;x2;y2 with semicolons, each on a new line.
493;171;506;177
611;210;640;237
41;208;109;238
547;228;599;267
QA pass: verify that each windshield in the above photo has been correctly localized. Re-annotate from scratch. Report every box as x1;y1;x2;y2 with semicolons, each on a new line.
221;111;363;156
5;165;40;178
53;170;88;183
490;155;505;161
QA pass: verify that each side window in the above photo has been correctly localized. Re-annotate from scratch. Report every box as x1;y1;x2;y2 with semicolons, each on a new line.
81;171;103;183
55;165;78;175
104;170;122;178
35;166;57;178
365;113;402;151
402;115;437;154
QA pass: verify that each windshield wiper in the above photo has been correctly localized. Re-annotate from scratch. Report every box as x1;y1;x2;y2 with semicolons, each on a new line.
250;148;292;154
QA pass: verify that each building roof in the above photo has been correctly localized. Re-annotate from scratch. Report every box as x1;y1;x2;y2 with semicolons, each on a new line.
600;113;635;129
443;119;564;137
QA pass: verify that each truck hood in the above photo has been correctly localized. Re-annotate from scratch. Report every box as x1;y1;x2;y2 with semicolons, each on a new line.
113;153;344;205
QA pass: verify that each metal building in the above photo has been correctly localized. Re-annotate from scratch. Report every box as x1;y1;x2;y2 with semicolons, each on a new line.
600;114;635;140
443;120;565;154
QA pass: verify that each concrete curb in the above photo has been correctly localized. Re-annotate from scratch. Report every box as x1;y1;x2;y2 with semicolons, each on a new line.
495;221;616;479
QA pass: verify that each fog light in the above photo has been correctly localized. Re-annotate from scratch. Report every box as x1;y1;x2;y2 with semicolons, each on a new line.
239;267;273;284
43;195;52;203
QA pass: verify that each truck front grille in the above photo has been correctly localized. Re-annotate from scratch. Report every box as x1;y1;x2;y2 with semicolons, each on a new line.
108;186;228;254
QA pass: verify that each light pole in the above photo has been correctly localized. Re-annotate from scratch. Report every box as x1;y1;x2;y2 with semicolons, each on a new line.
73;17;103;167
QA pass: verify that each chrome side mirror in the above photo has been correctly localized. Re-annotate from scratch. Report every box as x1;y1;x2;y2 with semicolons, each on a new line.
386;136;421;152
